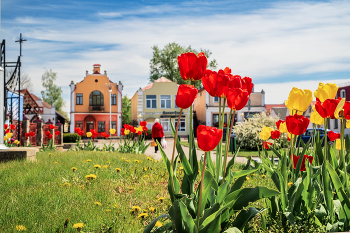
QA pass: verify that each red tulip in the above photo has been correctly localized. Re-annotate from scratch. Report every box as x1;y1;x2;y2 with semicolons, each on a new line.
48;133;53;139
130;127;136;133
5;129;9;134
315;97;340;119
263;141;273;149
202;69;230;98
228;75;242;89
271;130;281;139
140;121;147;127
121;128;125;133
123;124;131;130
55;131;60;136
202;70;217;97
30;132;35;137
227;88;249;111
101;132;106;137
197;125;223;152
291;154;313;171
105;134;110;139
137;131;142;136
285;114;310;135
342;101;350;119
178;52;208;81
78;131;84;136
327;131;340;141
10;124;15;130
142;126;148;132
276;120;284;129
176;84;198;109
25;133;29;137
121;132;125;136
4;124;8;130
242;77;253;95
45;131;51;136
75;128;81;133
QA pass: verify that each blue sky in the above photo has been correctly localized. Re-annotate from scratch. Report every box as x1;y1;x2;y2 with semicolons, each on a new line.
2;0;350;113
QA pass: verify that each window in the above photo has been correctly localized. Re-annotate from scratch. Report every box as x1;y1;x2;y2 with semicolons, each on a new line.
109;121;116;130
175;118;186;131
160;95;171;108
214;97;219;103
89;91;104;106
75;121;83;129
146;95;157;109
98;121;105;133
160;118;170;132
76;94;83;105
174;95;179;108
334;119;338;129
212;114;227;127
341;89;346;99
111;94;116;105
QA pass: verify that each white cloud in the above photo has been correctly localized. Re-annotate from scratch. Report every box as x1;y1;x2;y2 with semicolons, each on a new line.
2;0;350;114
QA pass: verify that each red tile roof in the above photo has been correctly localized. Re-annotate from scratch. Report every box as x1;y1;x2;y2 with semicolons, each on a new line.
265;104;286;115
93;64;101;66
31;93;52;109
142;77;173;91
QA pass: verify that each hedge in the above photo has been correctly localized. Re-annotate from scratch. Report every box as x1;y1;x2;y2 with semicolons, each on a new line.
63;133;81;143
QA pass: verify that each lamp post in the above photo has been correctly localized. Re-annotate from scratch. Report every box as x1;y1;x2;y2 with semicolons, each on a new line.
109;87;112;131
0;66;8;150
137;114;142;125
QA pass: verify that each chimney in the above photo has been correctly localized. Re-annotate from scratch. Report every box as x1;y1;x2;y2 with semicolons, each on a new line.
104;70;107;75
93;64;101;74
86;70;88;75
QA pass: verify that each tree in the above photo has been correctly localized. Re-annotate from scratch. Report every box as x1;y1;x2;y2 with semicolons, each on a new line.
5;68;33;92
122;95;131;125
149;42;217;89
41;69;65;113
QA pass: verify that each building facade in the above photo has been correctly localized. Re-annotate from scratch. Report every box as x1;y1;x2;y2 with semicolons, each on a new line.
130;77;190;136
193;88;266;127
69;64;123;136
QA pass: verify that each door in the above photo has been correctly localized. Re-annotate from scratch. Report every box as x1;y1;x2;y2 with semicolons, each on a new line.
86;121;94;133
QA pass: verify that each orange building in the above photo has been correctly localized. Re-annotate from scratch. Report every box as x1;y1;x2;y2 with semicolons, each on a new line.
69;64;123;136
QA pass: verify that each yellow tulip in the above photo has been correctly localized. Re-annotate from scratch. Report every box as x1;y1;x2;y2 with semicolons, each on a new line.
125;130;130;135
4;136;8;141
314;82;338;103
259;126;273;141
109;128;116;134
86;132;92;137
14;140;19;145
285;87;313;114
6;132;13;138
138;126;143;132
335;139;344;150
134;127;139;134
347;120;350;129
310;106;324;125
278;122;288;133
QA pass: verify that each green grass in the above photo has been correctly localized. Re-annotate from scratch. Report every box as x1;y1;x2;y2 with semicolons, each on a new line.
180;141;275;157
0;151;170;232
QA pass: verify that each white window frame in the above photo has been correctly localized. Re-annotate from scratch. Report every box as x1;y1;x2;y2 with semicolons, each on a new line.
160;118;170;132
213;96;219;103
146;95;157;109
175;118;186;132
341;89;346;99
160;95;171;109
174;95;179;108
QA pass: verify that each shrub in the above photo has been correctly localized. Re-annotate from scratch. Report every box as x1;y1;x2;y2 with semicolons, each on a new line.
63;133;81;143
233;113;278;150
145;129;152;140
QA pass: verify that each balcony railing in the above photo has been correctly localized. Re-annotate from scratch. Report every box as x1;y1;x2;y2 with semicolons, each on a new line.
89;106;105;111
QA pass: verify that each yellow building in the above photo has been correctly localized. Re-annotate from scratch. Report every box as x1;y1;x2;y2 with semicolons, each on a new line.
131;77;189;136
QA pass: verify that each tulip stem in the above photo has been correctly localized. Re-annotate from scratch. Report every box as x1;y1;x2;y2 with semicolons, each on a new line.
216;97;222;183
324;118;328;161
197;151;207;229
223;109;234;181
340;119;349;195
171;109;183;169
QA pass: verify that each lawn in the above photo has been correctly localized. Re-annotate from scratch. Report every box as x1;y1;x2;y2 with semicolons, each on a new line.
0;151;171;232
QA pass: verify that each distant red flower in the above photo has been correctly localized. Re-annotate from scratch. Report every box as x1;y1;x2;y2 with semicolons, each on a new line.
291;154;313;171
121;132;125;136
101;132;106;137
10;124;16;130
140;121;147;127
130;127;136;134
328;131;340;141
197;125;223;152
4;124;8;130
178;52;208;81
137;131;142;136
175;84;198;109
271;130;281;140
142;126;148;132
315;97;340;119
227;88;249;111
263;141;273;149
48;133;53;139
242;77;253;95
45;131;51;136
30;132;35;137
285;114;310;135
55;131;60;136
104;134;110;139
123;124;131;130
49;124;55;130
5;129;9;134
75;128;81;133
78;131;84;136
276;120;284;129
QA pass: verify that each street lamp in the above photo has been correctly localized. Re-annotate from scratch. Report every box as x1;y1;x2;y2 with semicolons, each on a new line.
109;85;112;131
0;66;8;150
137;114;142;125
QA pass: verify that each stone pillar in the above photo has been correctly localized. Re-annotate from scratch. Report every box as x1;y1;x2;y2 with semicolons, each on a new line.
34;120;43;147
22;118;30;146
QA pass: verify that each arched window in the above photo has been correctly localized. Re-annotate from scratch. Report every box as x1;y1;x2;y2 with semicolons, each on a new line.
340;89;346;99
89;91;104;106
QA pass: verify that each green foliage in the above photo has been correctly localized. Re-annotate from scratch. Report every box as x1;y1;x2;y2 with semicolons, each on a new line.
233;113;278;150
122;95;131;125
40;138;56;152
63;133;80;143
117;138;149;154
41;69;65;113
149;42;217;89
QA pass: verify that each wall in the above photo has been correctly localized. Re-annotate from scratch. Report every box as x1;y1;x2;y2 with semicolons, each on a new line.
130;91;138;122
193;90;207;124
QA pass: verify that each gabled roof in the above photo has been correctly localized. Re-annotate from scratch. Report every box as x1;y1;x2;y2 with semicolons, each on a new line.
31;93;53;109
142;77;173;91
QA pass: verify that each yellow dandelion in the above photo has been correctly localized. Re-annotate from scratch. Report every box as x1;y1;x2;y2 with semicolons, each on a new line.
143;167;148;171
63;183;71;187
122;157;125;160
288;182;293;186
71;167;77;172
148;207;156;213
179;167;184;170
138;213;148;219
94;201;102;206
107;161;111;164
16;225;27;231
94;164;101;169
102;165;109;169
114;204;118;208
86;159;92;162
131;206;141;212
158;197;165;203
54;162;58;164
49;153;52;156
246;177;250;181
143;209;148;213
85;174;97;180
115;168;121;172
105;209;111;212
155;221;163;227
143;175;149;178
125;160;130;163
261;175;266;178
178;160;181;163
72;223;84;229
251;174;256;176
